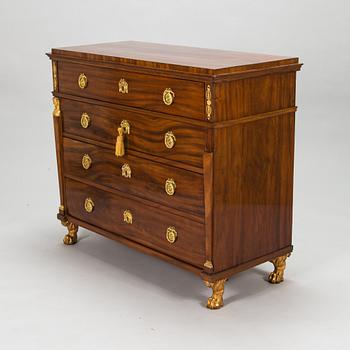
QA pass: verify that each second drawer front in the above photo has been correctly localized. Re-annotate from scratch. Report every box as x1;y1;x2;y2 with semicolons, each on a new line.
65;178;205;267
63;138;204;216
62;98;206;168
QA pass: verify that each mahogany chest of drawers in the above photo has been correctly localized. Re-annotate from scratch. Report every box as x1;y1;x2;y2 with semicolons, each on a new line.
48;41;302;309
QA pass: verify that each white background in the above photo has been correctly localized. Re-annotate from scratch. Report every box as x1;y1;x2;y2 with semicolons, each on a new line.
1;0;349;349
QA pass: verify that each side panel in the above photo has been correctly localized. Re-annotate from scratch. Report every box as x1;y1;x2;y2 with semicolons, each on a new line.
212;113;295;272
214;72;296;121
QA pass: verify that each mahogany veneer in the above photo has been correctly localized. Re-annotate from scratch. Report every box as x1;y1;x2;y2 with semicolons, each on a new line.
48;41;302;310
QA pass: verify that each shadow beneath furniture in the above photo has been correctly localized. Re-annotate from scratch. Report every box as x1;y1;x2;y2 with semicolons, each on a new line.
73;228;204;301
223;267;276;307
62;227;280;308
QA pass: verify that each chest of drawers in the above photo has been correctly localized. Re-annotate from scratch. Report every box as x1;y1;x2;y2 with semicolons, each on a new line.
48;41;302;309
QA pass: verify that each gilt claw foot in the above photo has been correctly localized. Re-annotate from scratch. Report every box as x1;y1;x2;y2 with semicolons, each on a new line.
62;221;78;245
63;233;77;245
204;279;227;310
268;271;284;284
207;295;224;309
268;253;290;284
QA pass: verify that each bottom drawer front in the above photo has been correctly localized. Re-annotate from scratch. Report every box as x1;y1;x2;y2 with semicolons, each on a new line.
65;178;205;267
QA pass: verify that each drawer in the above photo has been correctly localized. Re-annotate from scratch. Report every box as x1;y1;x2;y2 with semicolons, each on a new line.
65;178;205;267
61;98;206;168
63;138;204;216
58;61;205;119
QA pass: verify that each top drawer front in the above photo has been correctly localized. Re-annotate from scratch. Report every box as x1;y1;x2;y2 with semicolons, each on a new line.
58;62;205;119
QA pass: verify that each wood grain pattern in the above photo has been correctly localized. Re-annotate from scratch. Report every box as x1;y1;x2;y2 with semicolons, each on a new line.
65;178;205;267
66;174;204;224
55;92;210;127
212;113;295;272
203;152;214;271
61;98;206;168
214;72;297;121
63;137;204;216
63;132;204;174
51;41;298;76
52;99;66;222
58;61;205;119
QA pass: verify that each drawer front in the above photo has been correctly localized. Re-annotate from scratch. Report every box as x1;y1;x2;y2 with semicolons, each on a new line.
65;178;205;267
58;61;205;119
63;138;204;216
62;98;206;168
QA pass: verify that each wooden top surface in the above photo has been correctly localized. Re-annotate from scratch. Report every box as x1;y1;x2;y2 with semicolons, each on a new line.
51;41;299;76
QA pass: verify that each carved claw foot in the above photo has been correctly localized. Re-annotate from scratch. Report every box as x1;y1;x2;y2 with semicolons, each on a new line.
62;221;78;245
268;253;290;284
204;278;227;309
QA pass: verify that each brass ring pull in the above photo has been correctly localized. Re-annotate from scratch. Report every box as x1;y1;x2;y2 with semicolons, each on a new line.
163;88;175;105
165;178;176;196
164;131;176;149
84;198;94;213
80;112;91;128
123;210;133;224
82;154;92;170
118;78;128;94
115;120;130;157
78;73;88;89
166;226;177;243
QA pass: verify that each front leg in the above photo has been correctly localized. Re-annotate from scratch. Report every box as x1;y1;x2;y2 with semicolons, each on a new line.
62;221;79;245
204;278;227;309
268;253;290;284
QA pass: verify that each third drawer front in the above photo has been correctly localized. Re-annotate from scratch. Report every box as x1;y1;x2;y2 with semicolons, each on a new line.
65;178;205;267
62;98;206;168
63;138;204;216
